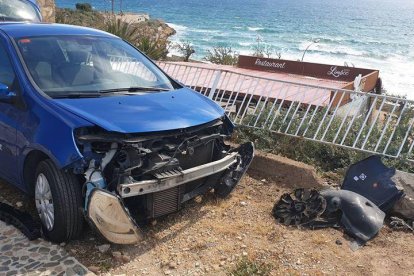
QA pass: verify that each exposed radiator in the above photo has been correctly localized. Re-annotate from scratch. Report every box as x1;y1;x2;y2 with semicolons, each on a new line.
152;186;181;218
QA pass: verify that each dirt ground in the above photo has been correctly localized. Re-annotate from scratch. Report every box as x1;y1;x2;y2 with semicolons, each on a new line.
1;155;414;276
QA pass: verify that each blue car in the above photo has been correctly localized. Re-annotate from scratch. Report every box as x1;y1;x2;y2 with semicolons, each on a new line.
0;22;253;244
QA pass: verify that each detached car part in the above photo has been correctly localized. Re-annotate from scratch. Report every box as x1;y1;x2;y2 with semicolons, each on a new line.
320;189;385;243
342;155;404;212
0;202;41;240
273;188;385;243
272;189;327;227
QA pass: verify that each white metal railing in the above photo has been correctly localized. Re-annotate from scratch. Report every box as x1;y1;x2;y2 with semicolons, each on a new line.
157;61;414;163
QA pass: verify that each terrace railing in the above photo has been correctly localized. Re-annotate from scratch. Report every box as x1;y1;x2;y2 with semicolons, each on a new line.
158;61;414;163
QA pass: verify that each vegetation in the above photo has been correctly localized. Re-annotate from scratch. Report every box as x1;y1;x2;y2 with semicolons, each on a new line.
75;3;93;12
228;258;272;276
251;35;281;59
104;18;139;42
204;46;239;65
175;41;196;62
56;5;172;60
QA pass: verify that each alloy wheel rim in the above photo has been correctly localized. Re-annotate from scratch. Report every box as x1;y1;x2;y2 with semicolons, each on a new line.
35;173;55;231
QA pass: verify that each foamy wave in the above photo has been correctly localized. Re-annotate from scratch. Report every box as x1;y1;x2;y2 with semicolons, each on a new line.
166;23;188;32
238;42;252;47
248;27;264;31
298;41;366;57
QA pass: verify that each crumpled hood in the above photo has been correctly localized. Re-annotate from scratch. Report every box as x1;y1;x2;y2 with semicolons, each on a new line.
53;88;224;133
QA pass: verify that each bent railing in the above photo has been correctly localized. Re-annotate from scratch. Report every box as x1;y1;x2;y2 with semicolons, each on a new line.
158;61;414;163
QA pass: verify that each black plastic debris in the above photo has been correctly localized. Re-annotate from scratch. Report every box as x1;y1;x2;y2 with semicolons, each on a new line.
0;202;41;240
273;188;385;243
272;188;328;227
341;155;404;212
320;189;385;242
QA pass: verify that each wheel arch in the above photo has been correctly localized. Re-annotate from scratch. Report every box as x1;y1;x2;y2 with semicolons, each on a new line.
22;149;51;195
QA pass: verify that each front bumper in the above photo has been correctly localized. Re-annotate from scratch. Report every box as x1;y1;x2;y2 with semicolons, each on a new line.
86;142;254;244
118;151;239;198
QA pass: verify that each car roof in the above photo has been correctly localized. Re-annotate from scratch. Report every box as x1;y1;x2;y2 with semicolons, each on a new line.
0;23;117;39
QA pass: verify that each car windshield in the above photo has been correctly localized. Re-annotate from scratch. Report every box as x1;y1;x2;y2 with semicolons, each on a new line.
0;0;41;22
15;35;176;97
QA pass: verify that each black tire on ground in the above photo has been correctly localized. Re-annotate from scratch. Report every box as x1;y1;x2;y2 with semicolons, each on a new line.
35;159;84;243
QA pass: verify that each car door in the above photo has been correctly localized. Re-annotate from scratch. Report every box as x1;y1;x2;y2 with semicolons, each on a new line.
0;39;19;184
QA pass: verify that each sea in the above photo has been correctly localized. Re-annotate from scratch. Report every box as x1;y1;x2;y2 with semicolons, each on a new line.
55;0;414;98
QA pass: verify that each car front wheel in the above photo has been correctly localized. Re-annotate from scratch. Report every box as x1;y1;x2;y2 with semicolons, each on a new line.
34;159;84;243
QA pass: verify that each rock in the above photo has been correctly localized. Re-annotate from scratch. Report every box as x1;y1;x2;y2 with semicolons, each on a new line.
97;244;111;253
88;266;100;274
15;201;23;208
336;239;343;245
59;242;66;247
194;196;203;203
150;219;157;226
121;254;131;263
195;262;200;267
219;261;226;266
164;270;172;275
112;251;123;262
240;201;247;206
242;251;248;256
261;179;267;183
168;261;177;269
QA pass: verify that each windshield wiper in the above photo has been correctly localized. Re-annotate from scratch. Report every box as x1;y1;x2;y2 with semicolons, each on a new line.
50;92;102;99
99;87;171;94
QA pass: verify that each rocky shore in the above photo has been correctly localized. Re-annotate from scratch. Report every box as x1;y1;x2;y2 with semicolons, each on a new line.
55;8;176;44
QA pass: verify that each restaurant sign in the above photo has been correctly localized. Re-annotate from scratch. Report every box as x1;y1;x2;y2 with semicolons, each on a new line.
238;55;377;83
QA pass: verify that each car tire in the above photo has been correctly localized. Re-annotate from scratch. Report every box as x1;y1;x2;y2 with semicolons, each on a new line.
34;159;83;243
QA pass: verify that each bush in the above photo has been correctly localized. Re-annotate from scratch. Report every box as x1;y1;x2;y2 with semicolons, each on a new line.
175;41;195;62
136;36;169;60
228;258;272;276
75;3;93;12
204;46;239;65
104;18;139;44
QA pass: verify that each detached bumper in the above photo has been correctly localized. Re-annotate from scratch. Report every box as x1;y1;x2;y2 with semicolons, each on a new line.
87;189;142;244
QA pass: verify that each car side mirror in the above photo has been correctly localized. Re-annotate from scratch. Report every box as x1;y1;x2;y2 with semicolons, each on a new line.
0;83;16;104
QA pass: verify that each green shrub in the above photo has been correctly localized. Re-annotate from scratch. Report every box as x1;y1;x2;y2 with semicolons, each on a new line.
204;46;239;65
75;3;93;12
228;258;272;276
104;18;139;44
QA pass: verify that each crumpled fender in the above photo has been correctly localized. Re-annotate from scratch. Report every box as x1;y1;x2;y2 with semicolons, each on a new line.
320;189;385;242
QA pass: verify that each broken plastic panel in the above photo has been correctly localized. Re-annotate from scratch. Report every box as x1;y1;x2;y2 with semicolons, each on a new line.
341;155;404;212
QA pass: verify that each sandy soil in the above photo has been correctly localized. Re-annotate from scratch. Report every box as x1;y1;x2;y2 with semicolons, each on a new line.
1;157;413;275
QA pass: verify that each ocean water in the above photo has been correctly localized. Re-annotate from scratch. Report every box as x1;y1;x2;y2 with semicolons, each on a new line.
56;0;414;98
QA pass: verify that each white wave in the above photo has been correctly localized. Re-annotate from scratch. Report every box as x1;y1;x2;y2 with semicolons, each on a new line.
248;27;264;31
238;42;252;47
166;22;188;32
298;41;366;56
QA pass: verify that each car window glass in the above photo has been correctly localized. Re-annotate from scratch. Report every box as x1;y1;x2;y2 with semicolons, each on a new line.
0;43;15;88
0;0;41;22
16;36;175;95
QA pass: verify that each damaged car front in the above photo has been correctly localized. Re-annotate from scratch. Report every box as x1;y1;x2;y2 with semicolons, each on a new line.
6;24;253;244
78;118;253;244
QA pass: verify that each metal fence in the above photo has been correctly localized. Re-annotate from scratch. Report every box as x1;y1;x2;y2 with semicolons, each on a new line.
158;62;414;163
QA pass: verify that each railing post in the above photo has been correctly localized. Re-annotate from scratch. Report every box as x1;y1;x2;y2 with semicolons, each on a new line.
208;70;222;99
